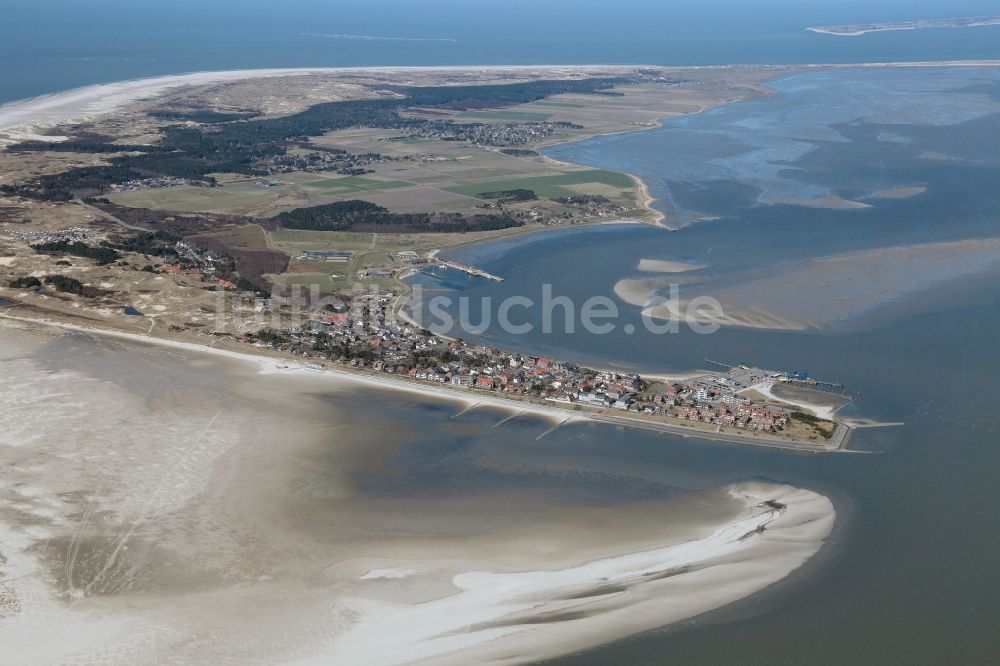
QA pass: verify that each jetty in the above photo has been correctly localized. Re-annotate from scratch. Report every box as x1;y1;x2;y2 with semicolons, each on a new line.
434;259;504;282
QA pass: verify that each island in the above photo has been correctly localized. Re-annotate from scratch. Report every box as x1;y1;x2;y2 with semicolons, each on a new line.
0;64;860;451
807;16;1000;36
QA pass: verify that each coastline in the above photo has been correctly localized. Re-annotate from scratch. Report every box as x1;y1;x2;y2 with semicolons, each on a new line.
0;63;879;452
3;61;949;448
0;310;581;427
534;82;784;229
0;64;634;142
6;60;998;223
528;59;1000;230
0;310;852;452
0;65;867;664
0;326;838;664
307;482;836;666
0;61;755;234
807;18;1000;37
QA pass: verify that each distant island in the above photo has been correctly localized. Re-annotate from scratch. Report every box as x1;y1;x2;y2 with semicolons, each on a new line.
808;16;1000;36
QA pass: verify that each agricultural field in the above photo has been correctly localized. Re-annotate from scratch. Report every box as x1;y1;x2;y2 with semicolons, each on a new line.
104;83;732;220
96;75;779;298
102;77;766;222
305;128;646;216
106;134;643;219
442;170;634;199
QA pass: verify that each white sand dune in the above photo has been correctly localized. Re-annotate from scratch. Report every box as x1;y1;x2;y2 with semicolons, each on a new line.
298;483;834;666
747;381;838;420
0;69;322;140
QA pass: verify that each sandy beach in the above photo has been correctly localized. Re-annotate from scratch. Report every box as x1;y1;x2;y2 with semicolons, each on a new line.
0;64;625;144
297;483;834;666
746;381;839;420
632;173;668;227
0;311;583;425
5;58;991;135
1;308;856;453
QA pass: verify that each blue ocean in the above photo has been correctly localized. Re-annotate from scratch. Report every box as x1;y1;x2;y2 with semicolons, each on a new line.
4;2;1000;663
4;0;1000;104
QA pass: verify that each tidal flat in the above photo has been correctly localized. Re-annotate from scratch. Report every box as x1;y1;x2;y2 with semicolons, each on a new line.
0;320;833;664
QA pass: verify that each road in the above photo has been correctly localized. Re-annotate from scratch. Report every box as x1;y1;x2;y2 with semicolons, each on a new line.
75;199;150;232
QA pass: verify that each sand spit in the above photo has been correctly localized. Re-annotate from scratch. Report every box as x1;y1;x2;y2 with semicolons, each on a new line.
0;318;836;665
614;277;659;305
760;193;872;210
633;174;669;227
918;150;965;162
298;483;834;666
868;185;927;199
637;258;706;273
807;18;1000;37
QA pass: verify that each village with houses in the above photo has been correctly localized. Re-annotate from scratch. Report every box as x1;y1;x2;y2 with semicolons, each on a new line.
1;215;847;449
238;288;844;445
1;221;844;448
0;59;848;451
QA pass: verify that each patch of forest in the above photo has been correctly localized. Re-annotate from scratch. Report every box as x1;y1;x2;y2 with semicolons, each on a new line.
2;77;625;201
275;200;522;233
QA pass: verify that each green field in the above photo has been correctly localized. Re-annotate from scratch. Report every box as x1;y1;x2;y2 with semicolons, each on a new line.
105;90;653;219
444;170;634;199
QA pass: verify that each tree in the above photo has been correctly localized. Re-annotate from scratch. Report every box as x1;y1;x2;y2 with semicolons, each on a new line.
8;276;41;289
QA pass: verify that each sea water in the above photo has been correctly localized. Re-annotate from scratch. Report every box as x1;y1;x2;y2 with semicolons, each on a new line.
407;67;1000;663
5;0;1000;104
